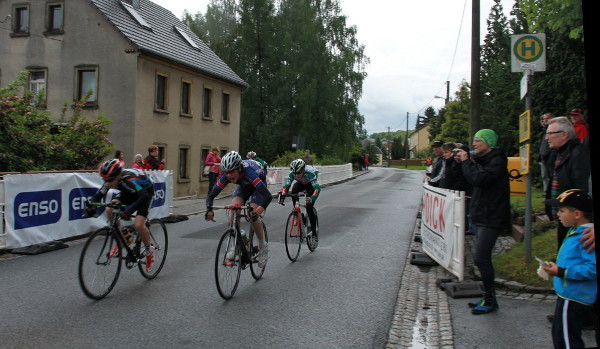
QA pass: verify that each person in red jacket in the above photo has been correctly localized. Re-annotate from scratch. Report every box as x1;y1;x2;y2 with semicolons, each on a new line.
205;147;221;194
569;108;589;143
144;145;164;170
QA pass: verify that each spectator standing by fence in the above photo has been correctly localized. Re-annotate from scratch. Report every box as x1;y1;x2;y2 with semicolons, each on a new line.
205;147;221;195
144;145;164;170
425;140;444;187
454;129;510;315
544;117;591;249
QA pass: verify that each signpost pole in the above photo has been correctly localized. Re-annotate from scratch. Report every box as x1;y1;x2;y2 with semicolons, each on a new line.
524;72;533;263
512;34;545;263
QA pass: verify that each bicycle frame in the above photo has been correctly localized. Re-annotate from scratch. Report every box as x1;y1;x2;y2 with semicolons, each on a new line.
89;202;144;266
213;204;256;267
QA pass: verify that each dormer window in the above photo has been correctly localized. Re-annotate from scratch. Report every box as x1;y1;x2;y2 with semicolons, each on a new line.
174;26;200;50
121;1;151;31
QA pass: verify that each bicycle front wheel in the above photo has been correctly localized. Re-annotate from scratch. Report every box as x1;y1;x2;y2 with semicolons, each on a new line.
250;221;268;279
215;229;241;300
139;219;169;279
284;211;302;262
78;228;122;300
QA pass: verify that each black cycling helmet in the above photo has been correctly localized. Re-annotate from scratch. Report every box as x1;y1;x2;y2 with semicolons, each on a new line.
99;159;123;179
290;159;306;174
220;151;243;172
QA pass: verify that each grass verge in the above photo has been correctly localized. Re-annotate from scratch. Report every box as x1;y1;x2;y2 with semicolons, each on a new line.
493;227;556;289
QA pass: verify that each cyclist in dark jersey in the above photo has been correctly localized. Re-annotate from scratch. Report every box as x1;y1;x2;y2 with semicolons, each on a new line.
278;158;321;239
86;159;156;271
205;151;272;267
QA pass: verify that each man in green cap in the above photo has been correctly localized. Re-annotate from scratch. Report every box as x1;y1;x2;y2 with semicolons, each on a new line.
453;129;510;315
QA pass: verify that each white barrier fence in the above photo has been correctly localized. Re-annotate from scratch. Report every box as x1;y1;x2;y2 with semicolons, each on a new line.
1;171;172;249
420;184;466;281
265;163;353;193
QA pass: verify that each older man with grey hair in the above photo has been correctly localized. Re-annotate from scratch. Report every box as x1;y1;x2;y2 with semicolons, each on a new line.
544;116;590;248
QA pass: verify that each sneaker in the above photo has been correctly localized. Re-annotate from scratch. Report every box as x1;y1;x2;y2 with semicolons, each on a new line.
143;245;155;273
468;299;484;308
257;246;269;268
471;300;498;315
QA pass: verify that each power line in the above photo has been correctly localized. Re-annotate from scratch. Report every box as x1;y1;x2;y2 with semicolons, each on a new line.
413;0;467;116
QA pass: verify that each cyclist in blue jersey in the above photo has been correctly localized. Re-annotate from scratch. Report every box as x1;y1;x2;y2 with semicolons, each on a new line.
86;159;156;271
278;159;321;239
205;151;272;267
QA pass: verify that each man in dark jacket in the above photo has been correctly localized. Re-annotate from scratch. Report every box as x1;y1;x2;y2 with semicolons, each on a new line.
454;129;510;315
544;116;591;248
426;140;445;187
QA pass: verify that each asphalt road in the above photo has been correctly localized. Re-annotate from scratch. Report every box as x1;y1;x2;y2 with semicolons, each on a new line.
0;167;424;348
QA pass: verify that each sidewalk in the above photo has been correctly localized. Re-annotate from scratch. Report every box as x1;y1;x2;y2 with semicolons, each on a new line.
386;215;597;348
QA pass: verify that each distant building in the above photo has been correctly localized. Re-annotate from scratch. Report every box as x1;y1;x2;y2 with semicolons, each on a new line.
0;0;247;196
409;123;431;158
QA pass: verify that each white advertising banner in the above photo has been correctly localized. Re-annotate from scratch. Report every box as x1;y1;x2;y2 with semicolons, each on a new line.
421;184;466;281
3;171;172;249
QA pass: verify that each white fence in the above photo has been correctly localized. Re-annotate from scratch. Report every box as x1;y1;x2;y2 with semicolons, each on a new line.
420;184;467;281
265;163;353;193
1;171;172;250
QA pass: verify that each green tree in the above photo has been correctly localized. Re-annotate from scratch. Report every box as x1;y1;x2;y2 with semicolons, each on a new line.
435;81;471;145
518;0;583;39
480;0;521;155
186;0;368;162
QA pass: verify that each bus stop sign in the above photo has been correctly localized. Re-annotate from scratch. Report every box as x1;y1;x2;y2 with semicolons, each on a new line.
511;34;546;72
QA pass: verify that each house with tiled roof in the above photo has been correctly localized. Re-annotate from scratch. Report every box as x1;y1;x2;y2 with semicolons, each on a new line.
0;0;247;196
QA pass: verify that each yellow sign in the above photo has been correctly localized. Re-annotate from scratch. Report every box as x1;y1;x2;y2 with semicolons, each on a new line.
508;157;526;196
519;110;531;143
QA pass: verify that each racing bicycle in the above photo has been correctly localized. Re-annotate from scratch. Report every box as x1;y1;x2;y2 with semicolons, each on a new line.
279;192;319;262
78;202;168;300
211;203;268;300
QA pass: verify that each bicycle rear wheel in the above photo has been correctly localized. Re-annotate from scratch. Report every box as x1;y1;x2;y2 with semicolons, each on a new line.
139;219;169;279
250;221;268;279
307;210;319;252
284;211;302;262
215;229;241;299
78;228;122;300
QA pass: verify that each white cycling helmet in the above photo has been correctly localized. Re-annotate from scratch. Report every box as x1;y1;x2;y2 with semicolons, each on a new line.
246;151;257;159
290;159;306;174
220;151;243;172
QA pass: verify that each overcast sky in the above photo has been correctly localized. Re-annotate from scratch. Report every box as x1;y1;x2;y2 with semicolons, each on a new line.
152;0;513;135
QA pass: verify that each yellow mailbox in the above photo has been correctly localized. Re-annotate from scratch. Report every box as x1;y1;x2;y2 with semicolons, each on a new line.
508;157;526;196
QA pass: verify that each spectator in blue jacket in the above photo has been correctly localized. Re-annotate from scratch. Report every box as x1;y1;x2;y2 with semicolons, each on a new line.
542;189;596;349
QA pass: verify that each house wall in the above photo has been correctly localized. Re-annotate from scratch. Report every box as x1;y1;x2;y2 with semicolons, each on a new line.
0;0;243;197
0;0;138;157
409;124;431;157
135;56;241;196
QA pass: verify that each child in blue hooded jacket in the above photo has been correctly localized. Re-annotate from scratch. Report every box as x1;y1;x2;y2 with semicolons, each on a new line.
542;189;596;349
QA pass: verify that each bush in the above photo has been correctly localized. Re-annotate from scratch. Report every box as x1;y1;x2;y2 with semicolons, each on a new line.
270;149;346;167
0;71;113;172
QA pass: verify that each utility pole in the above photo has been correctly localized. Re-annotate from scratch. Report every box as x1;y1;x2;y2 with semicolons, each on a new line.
387;126;391;167
405;112;410;168
470;0;481;140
